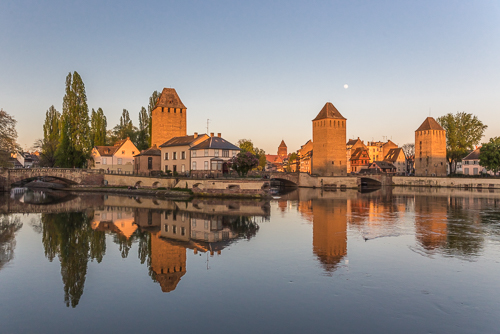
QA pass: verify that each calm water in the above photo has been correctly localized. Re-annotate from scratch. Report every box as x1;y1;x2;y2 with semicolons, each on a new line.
1;187;500;333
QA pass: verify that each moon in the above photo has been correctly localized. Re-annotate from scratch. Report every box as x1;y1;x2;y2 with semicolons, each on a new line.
344;84;348;89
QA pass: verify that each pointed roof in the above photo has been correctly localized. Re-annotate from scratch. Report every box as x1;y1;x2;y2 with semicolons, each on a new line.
155;88;186;109
416;117;445;132
313;102;346;121
279;140;287;148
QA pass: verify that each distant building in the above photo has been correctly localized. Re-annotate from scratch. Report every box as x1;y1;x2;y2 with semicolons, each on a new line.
134;145;161;175
383;148;407;175
415;117;447;177
160;133;209;175
265;140;290;172
346;138;366;173
151;88;187;148
363;161;396;174
350;146;371;173
462;147;495;176
312;102;347;176
190;133;240;177
90;137;138;173
297;140;313;173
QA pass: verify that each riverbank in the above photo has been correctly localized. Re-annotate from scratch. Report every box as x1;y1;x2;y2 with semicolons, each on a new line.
65;185;193;199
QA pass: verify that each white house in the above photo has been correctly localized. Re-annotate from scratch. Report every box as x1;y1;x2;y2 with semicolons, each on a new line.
90;137;139;173
190;133;240;177
159;133;209;175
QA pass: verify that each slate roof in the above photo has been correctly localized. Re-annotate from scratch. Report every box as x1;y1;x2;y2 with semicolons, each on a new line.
313;102;346;121
384;148;405;162
160;134;208;147
190;136;240;151
350;147;369;160
416;117;445;132
463;147;481;161
155;88;186;109
95;138;130;156
370;161;396;170
134;146;161;157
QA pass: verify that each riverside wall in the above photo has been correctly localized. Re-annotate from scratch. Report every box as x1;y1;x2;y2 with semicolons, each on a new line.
392;176;500;189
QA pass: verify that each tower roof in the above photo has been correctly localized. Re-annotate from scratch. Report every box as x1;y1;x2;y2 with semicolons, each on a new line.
156;88;186;109
416;117;444;132
313;102;346;121
279;140;287;148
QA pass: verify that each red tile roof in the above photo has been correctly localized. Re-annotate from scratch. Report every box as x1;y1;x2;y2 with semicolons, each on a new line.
313;102;346;121
155;88;186;109
416;117;445;132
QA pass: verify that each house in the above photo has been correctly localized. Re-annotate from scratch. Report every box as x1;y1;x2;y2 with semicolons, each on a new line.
265;140;290;172
383;148;407;175
362;161;396;174
159;132;209;175
350;147;371;173
366;141;384;162
90;137;138;173
462;147;494;176
134;145;162;175
190;133;240;177
297;140;313;173
346;138;365;173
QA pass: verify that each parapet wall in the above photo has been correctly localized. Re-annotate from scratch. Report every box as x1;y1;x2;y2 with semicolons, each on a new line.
393;176;500;189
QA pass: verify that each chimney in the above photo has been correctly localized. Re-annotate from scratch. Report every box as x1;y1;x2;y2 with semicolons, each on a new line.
194;132;198;139
210;132;214;137
217;133;221;138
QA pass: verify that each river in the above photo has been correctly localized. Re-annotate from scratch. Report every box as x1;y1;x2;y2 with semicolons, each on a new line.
1;187;499;333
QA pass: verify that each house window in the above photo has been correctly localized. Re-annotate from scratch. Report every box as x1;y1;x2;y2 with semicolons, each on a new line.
173;152;177;160
102;158;107;165
117;158;122;165
164;224;168;232
165;165;168;172
122;150;125;154
181;164;185;172
204;161;208;170
181;227;185;236
165;152;169;160
233;150;237;157
214;149;219;157
148;157;153;170
192;161;197;170
192;151;196;157
204;149;209;157
222;150;229;157
172;225;177;234
132;151;135;155
181;151;186;159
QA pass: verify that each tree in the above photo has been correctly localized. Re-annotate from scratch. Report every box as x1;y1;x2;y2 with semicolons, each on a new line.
479;137;500;176
112;109;137;142
34;138;58;167
401;143;415;158
0;109;18;167
55;72;91;167
228;151;259;177
147;90;161;146
36;106;61;167
136;106;150;150
437;112;487;174
286;152;298;172
90;108;107;147
238;139;266;169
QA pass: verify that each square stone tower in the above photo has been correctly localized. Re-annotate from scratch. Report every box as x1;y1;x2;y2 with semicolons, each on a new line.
278;140;287;159
415;117;447;176
312;102;347;176
151;88;187;148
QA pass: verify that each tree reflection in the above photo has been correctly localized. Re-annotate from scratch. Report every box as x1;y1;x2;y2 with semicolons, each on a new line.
40;212;106;308
0;215;23;271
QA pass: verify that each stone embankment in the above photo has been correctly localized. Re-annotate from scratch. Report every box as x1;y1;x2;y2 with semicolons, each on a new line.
392;176;500;189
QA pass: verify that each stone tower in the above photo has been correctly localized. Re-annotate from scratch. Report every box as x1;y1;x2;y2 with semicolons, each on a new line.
415;117;447;176
312;102;347;176
278;140;287;159
151;88;187;148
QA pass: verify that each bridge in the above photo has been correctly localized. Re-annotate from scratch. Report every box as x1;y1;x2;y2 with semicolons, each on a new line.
357;174;393;187
0;168;104;192
264;172;300;187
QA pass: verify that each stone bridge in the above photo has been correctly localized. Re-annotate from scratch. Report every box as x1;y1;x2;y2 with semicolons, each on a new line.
264;172;300;187
0;168;104;192
357;174;393;187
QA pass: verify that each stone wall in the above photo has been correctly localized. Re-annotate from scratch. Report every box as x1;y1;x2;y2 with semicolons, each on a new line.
151;107;187;148
104;174;176;188
393;176;500;189
312;119;347;176
298;173;358;188
415;129;447;176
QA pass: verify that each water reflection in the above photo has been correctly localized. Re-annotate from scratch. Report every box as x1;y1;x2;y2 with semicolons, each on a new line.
0;215;23;271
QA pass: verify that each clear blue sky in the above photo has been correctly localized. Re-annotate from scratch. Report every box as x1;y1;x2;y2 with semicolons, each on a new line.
1;0;499;154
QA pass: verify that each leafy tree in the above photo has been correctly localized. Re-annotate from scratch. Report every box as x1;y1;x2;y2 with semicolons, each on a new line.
55;72;91;167
147;90;161;146
112;109;137;143
137;106;150;150
0;108;18;167
238;139;266;169
43;105;60;143
479;137;500;176
33;138;58;167
286;152;298;172
90;108;107;146
0;215;22;271
401;143;415;158
228;151;259;177
437;112;487;173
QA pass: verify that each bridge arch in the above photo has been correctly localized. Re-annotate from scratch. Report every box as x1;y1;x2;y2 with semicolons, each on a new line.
358;177;382;188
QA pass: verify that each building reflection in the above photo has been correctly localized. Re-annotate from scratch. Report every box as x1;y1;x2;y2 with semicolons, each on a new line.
311;198;347;272
414;195;448;250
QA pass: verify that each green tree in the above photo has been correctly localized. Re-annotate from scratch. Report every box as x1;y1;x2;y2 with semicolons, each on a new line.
479;137;500;176
437;112;487;173
113;109;137;142
147;90;161;146
36;105;61;167
228;151;259;177
90;108;107;147
0;109;18;167
286;152;298;172
137;106;150;150
238;139;266;169
55;72;91;167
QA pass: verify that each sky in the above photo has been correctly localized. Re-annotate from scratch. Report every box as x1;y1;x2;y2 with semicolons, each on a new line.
1;0;499;154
